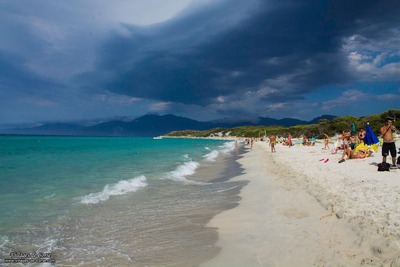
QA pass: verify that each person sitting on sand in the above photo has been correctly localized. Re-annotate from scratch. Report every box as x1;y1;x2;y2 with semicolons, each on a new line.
331;130;352;154
302;135;316;146
338;147;373;163
340;130;351;147
302;135;308;146
357;129;366;144
349;135;357;150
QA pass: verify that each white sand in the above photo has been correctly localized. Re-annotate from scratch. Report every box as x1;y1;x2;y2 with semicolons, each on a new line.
201;140;400;266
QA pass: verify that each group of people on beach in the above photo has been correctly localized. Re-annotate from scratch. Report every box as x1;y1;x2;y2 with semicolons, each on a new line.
265;117;398;168
267;132;318;153
337;117;398;166
336;128;370;162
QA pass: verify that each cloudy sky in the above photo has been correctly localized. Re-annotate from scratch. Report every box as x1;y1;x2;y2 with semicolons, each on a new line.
1;0;400;126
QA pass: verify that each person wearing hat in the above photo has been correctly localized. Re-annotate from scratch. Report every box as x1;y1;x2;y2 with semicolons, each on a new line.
380;117;398;167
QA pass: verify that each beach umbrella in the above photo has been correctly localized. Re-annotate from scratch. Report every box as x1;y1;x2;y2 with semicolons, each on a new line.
363;124;379;145
356;124;379;153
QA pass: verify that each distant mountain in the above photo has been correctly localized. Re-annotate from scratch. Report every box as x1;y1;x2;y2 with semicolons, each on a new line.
8;122;86;136
258;117;308;127
308;115;337;124
3;114;337;137
85;114;214;136
211;116;308;128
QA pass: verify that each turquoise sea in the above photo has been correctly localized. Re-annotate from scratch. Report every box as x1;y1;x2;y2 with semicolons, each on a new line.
0;136;246;266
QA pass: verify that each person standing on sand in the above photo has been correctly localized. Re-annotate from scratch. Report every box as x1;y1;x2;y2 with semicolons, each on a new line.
287;132;292;148
380;117;398;167
323;133;330;150
269;134;276;153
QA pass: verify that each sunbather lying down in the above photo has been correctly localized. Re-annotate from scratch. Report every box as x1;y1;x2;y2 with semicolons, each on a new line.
338;146;373;163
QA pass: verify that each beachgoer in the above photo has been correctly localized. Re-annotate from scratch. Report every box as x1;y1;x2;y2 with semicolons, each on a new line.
349;135;357;150
359;129;366;139
338;146;372;163
302;135;308;146
269;134;276;153
357;129;366;144
323;134;330;150
380;117;398;167
340;130;352;150
287;132;292;148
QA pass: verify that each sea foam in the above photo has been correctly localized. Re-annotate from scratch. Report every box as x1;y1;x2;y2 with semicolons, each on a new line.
219;141;236;154
80;175;147;204
203;142;235;161
166;161;205;185
203;150;219;161
0;235;8;248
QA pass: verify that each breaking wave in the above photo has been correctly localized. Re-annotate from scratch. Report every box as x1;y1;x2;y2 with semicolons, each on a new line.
80;175;147;204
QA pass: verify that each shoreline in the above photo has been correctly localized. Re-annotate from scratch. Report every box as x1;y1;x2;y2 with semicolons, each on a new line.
201;140;400;266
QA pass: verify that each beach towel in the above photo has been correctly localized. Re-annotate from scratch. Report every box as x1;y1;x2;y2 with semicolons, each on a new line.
354;141;379;153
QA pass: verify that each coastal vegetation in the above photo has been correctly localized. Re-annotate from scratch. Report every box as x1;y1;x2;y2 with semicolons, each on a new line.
165;110;400;138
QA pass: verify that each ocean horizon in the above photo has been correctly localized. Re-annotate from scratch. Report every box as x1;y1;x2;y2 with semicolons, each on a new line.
0;135;246;266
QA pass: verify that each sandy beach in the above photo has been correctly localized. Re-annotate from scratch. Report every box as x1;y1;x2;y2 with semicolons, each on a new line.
201;140;400;266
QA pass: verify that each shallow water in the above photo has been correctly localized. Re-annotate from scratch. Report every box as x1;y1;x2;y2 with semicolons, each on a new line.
0;136;246;266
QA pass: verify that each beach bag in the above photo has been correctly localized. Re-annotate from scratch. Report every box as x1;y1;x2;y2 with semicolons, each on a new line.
377;162;390;172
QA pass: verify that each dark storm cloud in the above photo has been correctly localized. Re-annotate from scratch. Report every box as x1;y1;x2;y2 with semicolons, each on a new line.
0;50;60;94
2;0;399;124
92;0;400;107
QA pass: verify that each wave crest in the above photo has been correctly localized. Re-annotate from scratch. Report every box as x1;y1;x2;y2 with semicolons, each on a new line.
80;175;147;204
204;150;219;161
166;161;205;185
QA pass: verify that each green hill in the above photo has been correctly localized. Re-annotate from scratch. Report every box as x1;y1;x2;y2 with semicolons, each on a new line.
165;110;400;138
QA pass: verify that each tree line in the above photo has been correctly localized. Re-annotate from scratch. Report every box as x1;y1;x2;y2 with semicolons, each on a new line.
166;110;400;139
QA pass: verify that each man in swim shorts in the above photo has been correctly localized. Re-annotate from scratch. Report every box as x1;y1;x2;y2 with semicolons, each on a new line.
380;117;398;167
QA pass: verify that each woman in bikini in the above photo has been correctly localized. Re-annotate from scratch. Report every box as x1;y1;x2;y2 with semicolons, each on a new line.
338;147;372;163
